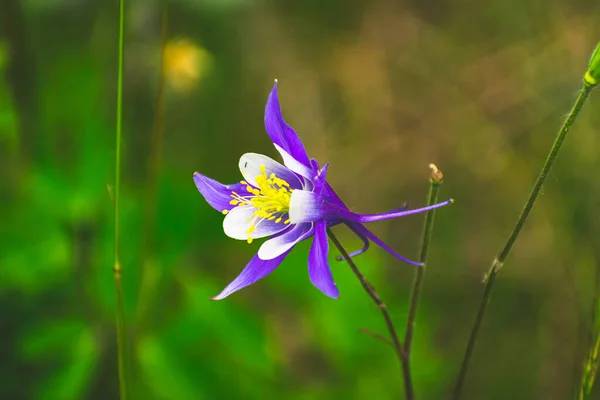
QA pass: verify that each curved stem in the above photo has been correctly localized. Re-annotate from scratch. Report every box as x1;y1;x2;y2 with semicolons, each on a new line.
327;229;414;400
453;83;594;400
404;166;443;355
113;0;128;398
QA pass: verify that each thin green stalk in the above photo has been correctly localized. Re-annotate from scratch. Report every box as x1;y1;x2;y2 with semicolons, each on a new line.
404;164;444;355
580;335;600;399
578;261;600;399
113;0;128;399
453;82;594;400
327;229;414;400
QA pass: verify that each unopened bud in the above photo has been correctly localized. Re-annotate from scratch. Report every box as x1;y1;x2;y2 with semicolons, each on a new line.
429;163;444;183
584;42;600;87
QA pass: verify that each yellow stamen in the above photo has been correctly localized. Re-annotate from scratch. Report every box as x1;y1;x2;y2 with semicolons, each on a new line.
222;209;229;215
229;164;294;242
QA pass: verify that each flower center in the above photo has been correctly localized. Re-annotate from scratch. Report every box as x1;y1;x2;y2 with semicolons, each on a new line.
224;165;292;243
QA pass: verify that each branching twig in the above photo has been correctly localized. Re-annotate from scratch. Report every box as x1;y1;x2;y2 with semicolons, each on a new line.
327;229;414;399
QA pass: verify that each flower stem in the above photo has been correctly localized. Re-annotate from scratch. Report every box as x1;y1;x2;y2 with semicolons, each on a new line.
580;325;600;399
404;164;444;356
453;82;594;400
113;0;128;398
578;263;600;399
327;229;414;400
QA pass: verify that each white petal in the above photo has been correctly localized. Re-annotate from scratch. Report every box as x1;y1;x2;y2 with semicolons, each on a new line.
257;223;314;260
274;144;315;184
289;190;323;224
223;205;288;240
238;153;302;189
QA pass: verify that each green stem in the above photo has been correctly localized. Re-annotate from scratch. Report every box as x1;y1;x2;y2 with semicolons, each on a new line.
114;0;128;398
114;268;128;399
327;229;414;400
579;334;600;399
453;82;594;400
404;165;443;355
578;261;600;399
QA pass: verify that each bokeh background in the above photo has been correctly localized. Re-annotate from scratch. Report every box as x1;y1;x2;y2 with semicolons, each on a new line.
2;0;600;399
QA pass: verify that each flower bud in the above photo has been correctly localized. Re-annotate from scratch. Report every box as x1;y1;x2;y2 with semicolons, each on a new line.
585;42;600;87
429;163;444;184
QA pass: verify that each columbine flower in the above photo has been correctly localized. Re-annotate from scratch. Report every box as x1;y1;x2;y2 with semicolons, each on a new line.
194;81;453;299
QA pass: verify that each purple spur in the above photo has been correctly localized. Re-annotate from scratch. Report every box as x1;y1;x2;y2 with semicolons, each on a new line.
193;81;453;299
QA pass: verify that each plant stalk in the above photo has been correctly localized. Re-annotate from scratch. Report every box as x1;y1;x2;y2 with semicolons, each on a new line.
578;259;600;399
404;164;444;355
327;229;414;400
453;83;594;399
113;0;128;398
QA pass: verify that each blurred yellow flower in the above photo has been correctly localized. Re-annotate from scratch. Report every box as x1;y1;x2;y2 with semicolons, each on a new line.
162;39;211;92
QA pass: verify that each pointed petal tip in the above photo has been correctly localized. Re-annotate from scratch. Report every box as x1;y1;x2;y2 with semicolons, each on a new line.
264;82;311;167
315;284;339;299
273;78;278;85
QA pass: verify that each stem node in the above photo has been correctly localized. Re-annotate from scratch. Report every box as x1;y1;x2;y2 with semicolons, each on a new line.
453;82;594;400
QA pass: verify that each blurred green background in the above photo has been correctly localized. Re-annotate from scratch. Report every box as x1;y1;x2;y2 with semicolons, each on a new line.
2;0;600;399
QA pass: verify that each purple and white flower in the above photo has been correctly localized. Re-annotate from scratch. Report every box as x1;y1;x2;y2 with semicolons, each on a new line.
194;81;453;299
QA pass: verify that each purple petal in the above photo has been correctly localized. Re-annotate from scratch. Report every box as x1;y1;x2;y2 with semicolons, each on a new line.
310;158;320;171
313;163;328;196
211;250;291;300
349;222;423;267
257;222;314;260
193;172;247;213
308;221;339;298
264;82;311;167
322;181;349;210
